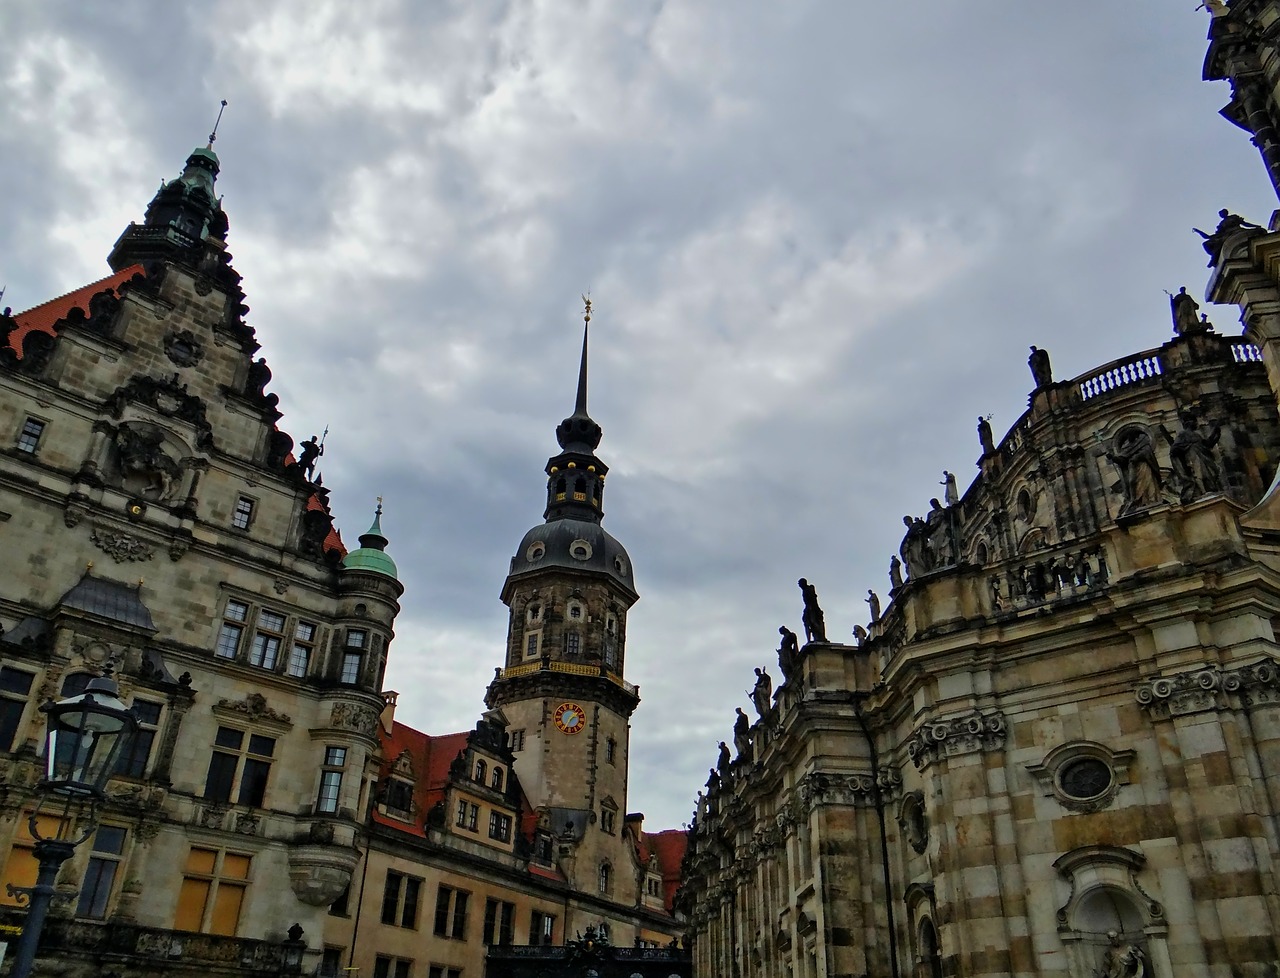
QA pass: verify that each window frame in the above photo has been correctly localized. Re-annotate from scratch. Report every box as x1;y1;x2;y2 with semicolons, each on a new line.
0;666;36;753
203;726;276;808
433;884;469;940
381;870;422;929
16;417;46;455
231;495;256;531
174;847;252;936
316;745;348;815
75;825;127;919
114;699;163;779
488;810;512;843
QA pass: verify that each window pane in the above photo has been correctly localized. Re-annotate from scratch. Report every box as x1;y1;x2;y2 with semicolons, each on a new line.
452;890;468;938
346;629;367;649
221;853;252;880
286;644;311;677
214;727;244;750
225;601;249;622
317;770;342;813
76;857;118;918
248;734;275;757
185;848;218;874
60;673;92;697
373;959;391;978
115;728;156;777
209;881;245;936
174;878;211;932
296;621;316;642
132;701;162;725
93;826;127;855
0;668;34;695
238;758;271;807
341;652;362;684
325;746;347;766
258;610;285;632
0;699;25;752
249;634;280;669
382;873;402;925
204;753;237;803
402;877;420;928
394;962;411;978
215;623;243;658
434;885;451;936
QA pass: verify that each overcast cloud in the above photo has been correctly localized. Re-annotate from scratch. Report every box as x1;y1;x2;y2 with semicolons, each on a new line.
1;2;1275;831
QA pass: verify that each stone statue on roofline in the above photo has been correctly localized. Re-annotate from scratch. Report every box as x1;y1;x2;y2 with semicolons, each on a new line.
1167;286;1201;335
1107;427;1162;515
798;578;827;643
777;626;800;682
889;555;904;591
733;708;751;758
1194;208;1263;267
298;434;324;479
1028;345;1053;389
866;589;881;623
901;515;929;577
978;414;995;456
941;470;959;506
1161;410;1223;502
751;667;773;719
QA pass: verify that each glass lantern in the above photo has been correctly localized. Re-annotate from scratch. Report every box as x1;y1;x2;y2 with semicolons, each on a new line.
42;676;138;796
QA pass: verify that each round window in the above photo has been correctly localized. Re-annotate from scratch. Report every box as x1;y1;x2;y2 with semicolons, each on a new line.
614;555;628;575
527;542;545;561
1059;757;1113;800
570;539;592;560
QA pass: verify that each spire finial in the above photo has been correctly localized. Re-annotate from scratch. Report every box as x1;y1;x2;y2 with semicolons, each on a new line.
574;293;592;416
208;99;228;148
376;495;384;517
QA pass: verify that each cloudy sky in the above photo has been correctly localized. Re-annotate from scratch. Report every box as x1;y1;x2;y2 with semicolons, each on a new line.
2;2;1276;831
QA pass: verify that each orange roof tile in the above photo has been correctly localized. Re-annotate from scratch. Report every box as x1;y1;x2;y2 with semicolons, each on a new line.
646;829;689;912
7;266;145;358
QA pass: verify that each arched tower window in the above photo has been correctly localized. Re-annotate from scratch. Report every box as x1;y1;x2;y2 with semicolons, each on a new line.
598;862;611;894
474;759;486;783
917;918;943;978
491;767;504;791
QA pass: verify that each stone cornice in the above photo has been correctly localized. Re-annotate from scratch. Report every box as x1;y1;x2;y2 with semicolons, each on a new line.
1134;657;1280;718
906;708;1007;770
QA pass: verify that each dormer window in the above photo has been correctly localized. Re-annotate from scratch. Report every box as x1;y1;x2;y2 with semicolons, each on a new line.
474;759;487;783
491;768;504;792
384;779;413;815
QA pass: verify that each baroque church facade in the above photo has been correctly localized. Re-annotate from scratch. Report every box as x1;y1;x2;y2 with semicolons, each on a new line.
679;6;1280;978
0;131;685;976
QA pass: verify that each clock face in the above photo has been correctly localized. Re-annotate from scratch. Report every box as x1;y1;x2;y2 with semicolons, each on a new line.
553;702;586;735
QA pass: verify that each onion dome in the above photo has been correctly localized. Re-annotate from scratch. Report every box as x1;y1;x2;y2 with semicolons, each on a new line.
341;501;398;580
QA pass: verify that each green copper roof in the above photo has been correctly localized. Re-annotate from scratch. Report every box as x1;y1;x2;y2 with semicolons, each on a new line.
341;502;397;580
341;547;398;579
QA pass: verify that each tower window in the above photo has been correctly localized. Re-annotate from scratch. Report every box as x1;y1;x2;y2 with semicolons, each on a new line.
231;496;254;530
600;808;616;834
509;729;525;752
525;631;540;658
527;603;542;622
474;759;486;783
287;621;316;677
565;632;581;656
491;767;504;791
598;862;611;894
340;629;367;684
215;600;249;659
605;737;616;765
569;604;583;620
316;746;347;814
16;418;45;454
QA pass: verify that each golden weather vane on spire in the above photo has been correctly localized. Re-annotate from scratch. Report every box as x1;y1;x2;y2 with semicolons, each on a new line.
582;292;592;325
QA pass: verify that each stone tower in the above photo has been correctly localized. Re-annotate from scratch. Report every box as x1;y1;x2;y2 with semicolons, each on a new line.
484;301;641;900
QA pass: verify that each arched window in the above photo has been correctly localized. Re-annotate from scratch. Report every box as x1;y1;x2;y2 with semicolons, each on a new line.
598;862;611;894
491;767;504;791
918;917;943;978
474;759;486;783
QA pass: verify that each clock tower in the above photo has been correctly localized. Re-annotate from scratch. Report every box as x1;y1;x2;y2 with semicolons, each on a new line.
485;301;640;898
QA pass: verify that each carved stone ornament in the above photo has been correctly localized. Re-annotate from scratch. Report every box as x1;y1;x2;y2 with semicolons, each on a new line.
330;701;379;736
112;422;184;501
797;770;882;809
906;709;1007;770
163;329;205;367
215;692;292;727
1136;658;1280;717
105;374;214;448
90;525;155;562
234;811;260;836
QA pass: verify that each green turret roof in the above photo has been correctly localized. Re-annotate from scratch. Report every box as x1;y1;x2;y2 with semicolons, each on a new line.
341;502;398;580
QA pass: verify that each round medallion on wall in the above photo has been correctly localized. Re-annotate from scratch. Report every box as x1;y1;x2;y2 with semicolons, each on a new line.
553;702;587;735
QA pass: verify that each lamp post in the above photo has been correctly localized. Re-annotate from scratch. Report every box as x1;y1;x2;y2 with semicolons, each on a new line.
7;674;138;978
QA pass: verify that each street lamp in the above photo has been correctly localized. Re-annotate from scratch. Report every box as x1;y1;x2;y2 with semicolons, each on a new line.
6;674;138;978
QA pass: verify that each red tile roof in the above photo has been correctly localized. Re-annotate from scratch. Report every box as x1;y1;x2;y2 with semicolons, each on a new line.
371;722;470;834
304;491;347;557
647;829;689;912
6;266;145;358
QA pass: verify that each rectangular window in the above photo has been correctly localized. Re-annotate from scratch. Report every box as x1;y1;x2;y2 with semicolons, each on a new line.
381;871;422;929
530;910;555;946
248;609;285;670
509;729;525;752
0;666;35;752
114;700;162;778
329;885;351;917
565;632;580;656
321;947;344;977
287;621;316;677
76;826;127;919
600;809;615;834
483;898;516;945
525;631;539;657
0;815;61;906
428;968;462;978
174;848;250;935
374;958;413;978
232;496;254;530
433;885;468;939
340;631;365;684
385;779;412;814
488;811;511;843
216;600;249;659
605;737;616;765
316;746;347;814
203;727;275;807
16;418;45;454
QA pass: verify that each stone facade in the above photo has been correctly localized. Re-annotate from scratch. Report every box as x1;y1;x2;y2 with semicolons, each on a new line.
680;320;1280;978
0;145;398;975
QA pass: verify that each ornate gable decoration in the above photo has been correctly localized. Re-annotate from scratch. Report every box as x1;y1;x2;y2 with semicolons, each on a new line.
391;748;414;778
106;373;214;449
214;692;292;731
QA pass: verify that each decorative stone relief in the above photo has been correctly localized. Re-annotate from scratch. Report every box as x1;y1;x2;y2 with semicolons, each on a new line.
1135;667;1223;718
90;526;154;562
796;770;882;809
330;701;379;736
163;329;204;367
234;812;259;836
906;709;1007;770
214;692;292;727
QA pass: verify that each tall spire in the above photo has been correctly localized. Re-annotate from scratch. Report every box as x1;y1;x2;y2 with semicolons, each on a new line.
545;297;608;522
573;294;591;417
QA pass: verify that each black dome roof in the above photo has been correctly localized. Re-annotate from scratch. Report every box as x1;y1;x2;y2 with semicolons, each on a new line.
506;517;635;597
